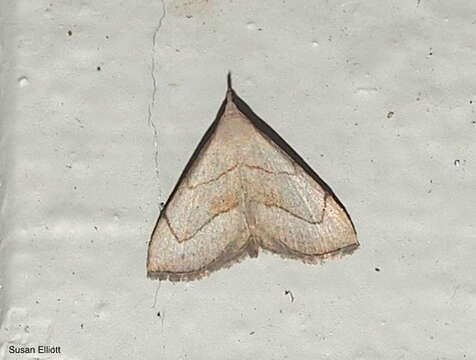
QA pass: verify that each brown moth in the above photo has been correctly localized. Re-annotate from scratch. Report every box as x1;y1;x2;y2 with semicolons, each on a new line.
147;75;358;281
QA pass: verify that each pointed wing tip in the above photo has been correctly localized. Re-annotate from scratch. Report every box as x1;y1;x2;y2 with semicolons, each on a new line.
346;231;359;251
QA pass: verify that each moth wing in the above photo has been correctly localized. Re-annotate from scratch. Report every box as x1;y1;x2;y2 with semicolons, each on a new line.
147;106;252;281
233;99;358;262
249;165;358;261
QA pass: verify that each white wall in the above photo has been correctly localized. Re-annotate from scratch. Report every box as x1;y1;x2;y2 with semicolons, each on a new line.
1;0;475;358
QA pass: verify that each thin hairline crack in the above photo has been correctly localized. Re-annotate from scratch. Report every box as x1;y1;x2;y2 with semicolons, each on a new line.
147;0;167;192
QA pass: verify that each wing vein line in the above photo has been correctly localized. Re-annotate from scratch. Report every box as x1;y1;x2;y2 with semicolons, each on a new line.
187;163;239;189
187;164;295;190
251;194;328;225
165;204;240;243
242;163;295;176
238;166;251;235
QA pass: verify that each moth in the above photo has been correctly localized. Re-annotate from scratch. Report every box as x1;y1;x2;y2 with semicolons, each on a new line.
147;75;358;281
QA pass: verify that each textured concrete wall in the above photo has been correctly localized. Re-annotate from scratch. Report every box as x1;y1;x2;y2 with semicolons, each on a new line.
1;0;475;359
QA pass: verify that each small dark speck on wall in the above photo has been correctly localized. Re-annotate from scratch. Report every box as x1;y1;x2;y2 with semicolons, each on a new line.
67;30;72;36
284;290;295;302
97;66;101;71
375;267;381;272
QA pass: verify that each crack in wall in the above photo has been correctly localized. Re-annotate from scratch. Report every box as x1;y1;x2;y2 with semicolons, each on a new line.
147;0;167;193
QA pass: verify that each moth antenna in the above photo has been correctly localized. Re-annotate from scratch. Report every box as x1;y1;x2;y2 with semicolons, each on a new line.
226;71;233;102
227;71;232;90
